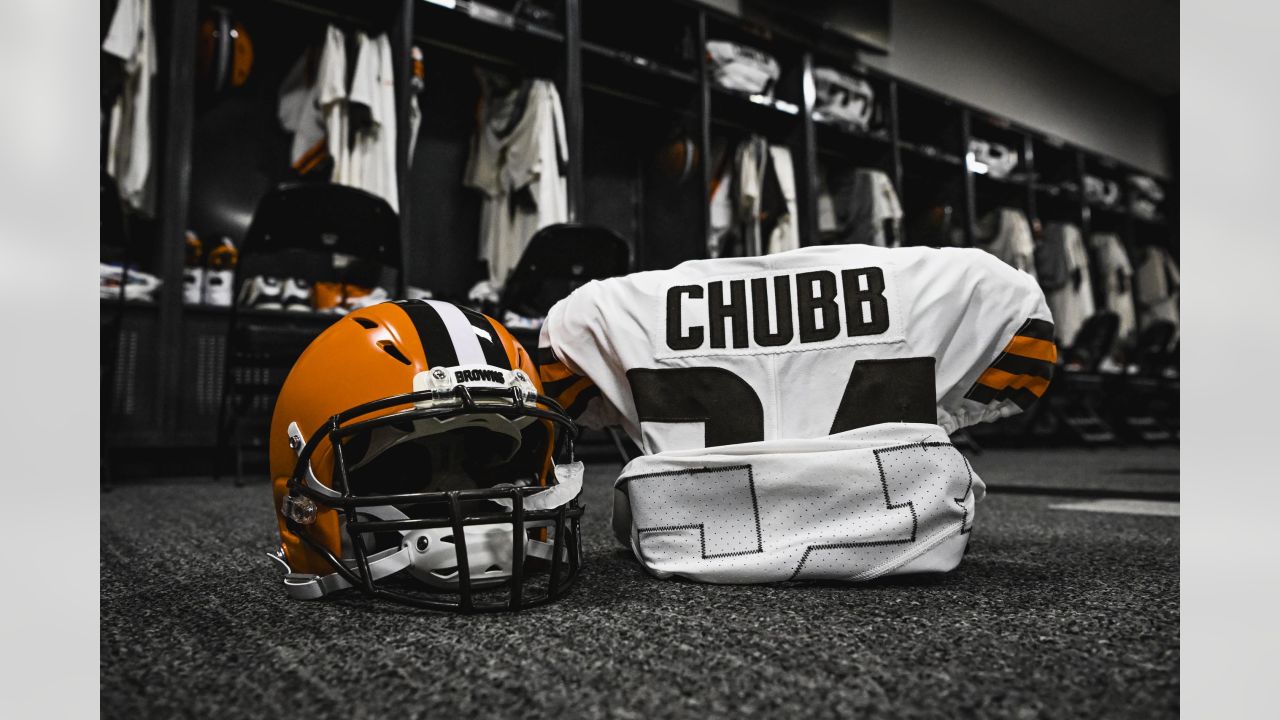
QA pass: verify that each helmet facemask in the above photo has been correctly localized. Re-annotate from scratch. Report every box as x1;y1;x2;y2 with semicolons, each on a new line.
275;367;583;612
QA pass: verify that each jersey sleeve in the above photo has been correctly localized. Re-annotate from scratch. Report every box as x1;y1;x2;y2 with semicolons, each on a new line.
537;284;625;429
949;257;1057;429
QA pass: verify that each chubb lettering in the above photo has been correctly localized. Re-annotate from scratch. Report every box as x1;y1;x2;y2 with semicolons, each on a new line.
665;268;890;351
455;368;505;384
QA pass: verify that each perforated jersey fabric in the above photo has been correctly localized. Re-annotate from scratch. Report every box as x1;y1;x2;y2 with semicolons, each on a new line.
616;422;984;583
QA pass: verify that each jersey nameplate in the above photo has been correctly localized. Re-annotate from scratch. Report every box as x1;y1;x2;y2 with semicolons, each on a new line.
660;266;904;357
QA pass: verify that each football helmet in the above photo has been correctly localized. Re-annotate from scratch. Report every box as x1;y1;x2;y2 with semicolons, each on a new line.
967;139;1019;179
268;300;583;612
812;67;875;132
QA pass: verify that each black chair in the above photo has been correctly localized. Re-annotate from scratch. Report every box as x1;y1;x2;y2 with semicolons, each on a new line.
499;223;632;315
498;223;633;461
1049;312;1120;444
215;184;401;484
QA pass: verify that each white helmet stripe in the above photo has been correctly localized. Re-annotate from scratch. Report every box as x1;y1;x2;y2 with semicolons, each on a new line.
426;299;487;366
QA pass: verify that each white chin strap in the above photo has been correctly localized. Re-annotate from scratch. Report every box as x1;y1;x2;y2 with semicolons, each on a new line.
274;422;583;601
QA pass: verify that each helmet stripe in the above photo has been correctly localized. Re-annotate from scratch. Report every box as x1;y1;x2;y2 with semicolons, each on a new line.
456;306;513;370
423;300;488;365
396;301;460;368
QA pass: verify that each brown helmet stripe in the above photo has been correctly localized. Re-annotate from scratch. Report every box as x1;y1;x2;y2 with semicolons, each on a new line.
394;300;459;368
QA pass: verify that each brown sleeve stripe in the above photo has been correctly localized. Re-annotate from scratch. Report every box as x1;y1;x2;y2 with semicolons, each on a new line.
973;367;1051;398
966;384;1041;411
1017;318;1056;342
990;352;1054;380
564;384;602;419
556;376;597;410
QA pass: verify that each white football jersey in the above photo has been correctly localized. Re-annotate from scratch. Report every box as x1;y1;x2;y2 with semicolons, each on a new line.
348;33;399;212
537;244;1054;583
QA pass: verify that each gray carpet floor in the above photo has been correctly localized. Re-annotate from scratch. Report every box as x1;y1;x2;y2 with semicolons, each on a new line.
101;447;1178;719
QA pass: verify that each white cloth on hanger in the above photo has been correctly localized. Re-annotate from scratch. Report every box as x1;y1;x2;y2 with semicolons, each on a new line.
1090;233;1137;343
765;145;798;255
708;156;734;258
1042;223;1094;347
1135;245;1180;337
976;208;1036;278
816;167;902;247
277;51;329;175
708;136;797;257
317;25;350;185
464;78;569;289
408;93;422;166
736;137;768;256
348;33;399;211
407;46;425;166
849;169;902;247
102;0;157;214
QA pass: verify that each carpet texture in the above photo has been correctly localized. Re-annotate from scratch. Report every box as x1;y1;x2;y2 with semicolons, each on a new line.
101;447;1178;719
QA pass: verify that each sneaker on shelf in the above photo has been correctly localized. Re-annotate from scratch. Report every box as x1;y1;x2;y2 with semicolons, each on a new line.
204;237;239;307
404;285;433;301
100;263;163;303
501;309;544;332
313;282;383;314
205;269;234;306
238;275;284;310
183;267;205;305
312;281;346;314
183;231;204;305
344;286;388;312
282;278;313;312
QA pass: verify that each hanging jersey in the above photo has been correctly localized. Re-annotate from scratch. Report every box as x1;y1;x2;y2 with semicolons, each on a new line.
1135;245;1180;338
1042;223;1095;347
1090;233;1137;342
465;78;569;288
103;0;157;214
278;49;330;176
348;33;399;211
976;208;1036;278
849;168;903;247
316;25;349;185
708;137;797;258
765;146;798;255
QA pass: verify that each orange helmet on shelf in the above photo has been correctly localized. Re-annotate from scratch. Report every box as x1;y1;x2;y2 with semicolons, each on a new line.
269;300;582;612
197;8;254;94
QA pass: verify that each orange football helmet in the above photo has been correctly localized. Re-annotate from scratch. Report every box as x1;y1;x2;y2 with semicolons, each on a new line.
269;300;582;611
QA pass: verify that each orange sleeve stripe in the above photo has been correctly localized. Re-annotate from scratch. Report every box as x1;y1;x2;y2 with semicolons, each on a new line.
1006;336;1058;363
539;361;577;383
975;367;1051;397
556;376;597;409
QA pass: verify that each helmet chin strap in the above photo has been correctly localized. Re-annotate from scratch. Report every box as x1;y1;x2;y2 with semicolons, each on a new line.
274;422;583;601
